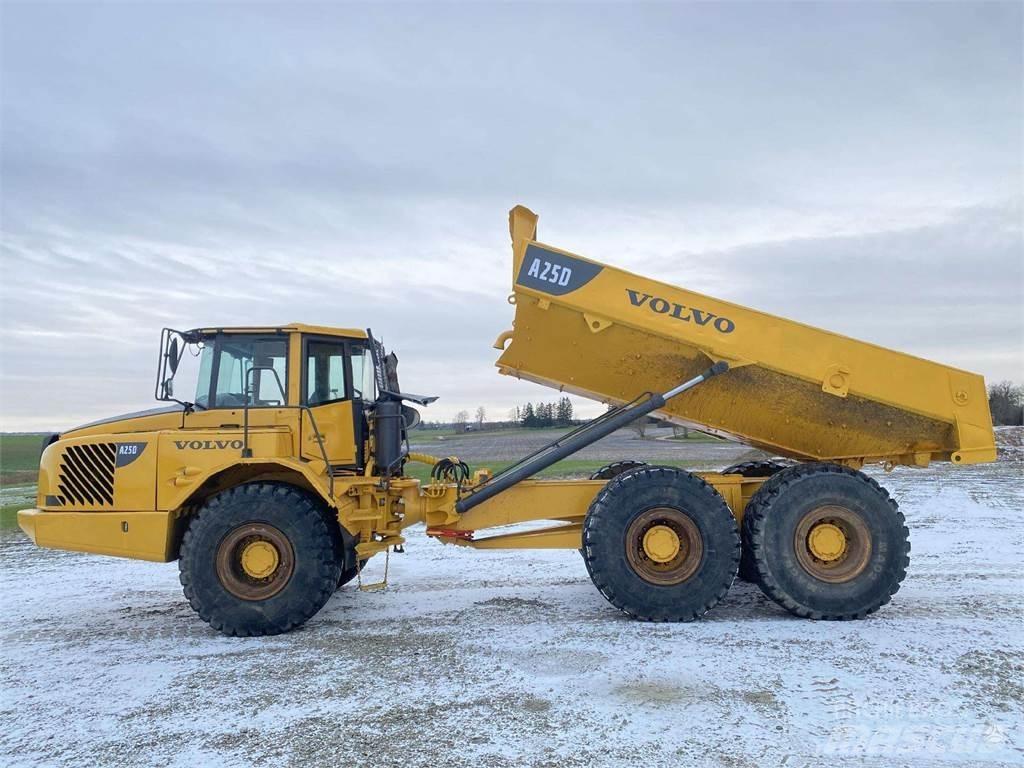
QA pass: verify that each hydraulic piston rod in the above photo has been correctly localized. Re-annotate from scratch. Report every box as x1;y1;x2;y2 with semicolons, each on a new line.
454;361;729;514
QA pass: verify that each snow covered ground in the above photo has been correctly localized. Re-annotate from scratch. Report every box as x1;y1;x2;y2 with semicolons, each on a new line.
1;432;1022;767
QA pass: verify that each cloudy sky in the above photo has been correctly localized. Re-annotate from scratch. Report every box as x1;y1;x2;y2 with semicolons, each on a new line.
1;1;1021;431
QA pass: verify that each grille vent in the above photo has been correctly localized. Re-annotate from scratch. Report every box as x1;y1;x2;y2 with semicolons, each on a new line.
58;443;117;506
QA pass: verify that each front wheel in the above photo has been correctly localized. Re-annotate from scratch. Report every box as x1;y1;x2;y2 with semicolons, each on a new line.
179;483;342;636
582;466;740;622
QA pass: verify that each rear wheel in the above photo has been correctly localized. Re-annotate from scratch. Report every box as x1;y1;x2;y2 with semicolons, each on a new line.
721;459;794;478
582;466;739;621
589;460;649;480
579;461;650;557
720;459;793;582
179;483;342;636
744;463;910;619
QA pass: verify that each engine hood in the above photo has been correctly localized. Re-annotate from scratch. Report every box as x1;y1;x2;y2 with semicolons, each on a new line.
62;405;185;438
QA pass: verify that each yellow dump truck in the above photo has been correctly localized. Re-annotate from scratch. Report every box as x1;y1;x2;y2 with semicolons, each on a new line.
18;206;996;636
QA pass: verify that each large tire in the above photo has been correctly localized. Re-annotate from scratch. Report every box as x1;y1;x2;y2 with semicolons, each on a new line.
582;467;740;622
721;459;794;478
589;460;648;480
577;461;650;558
721;459;794;582
322;511;362;590
179;483;342;636
744;463;910;620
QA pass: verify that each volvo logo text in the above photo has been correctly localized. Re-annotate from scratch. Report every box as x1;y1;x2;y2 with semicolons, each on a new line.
174;440;245;450
626;289;736;334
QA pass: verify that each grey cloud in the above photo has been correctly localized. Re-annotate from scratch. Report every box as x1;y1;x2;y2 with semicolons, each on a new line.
1;2;1021;430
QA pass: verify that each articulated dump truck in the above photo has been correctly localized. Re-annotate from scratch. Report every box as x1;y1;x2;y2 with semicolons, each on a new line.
19;206;996;636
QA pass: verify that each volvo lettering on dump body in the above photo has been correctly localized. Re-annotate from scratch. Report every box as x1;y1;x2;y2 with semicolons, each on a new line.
626;289;736;334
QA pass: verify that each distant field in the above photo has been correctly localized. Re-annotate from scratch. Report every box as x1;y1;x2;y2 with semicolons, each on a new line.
1;433;44;526
1;433;44;487
409;425;719;444
410;425;573;442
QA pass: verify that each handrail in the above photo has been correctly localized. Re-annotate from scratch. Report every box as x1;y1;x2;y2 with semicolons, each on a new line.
242;366;335;498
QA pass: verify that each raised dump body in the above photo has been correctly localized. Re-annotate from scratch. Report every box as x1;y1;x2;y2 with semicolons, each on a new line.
495;206;996;468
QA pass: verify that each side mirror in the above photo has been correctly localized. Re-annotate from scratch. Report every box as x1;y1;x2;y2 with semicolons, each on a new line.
162;377;174;398
402;405;421;430
168;337;180;374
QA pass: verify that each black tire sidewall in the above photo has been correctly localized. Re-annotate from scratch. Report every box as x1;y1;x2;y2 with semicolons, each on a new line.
181;483;340;635
754;470;907;617
734;461;790;583
723;460;791;478
589;460;648;480
584;468;739;621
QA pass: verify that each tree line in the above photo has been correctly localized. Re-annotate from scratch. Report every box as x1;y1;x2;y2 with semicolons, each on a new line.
988;381;1023;426
515;397;575;428
434;382;1022;432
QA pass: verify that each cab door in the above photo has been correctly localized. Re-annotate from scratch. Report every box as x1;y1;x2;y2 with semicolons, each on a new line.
300;337;361;468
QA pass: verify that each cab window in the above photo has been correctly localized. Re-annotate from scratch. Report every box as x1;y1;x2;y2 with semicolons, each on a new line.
306;341;349;406
349;345;375;400
195;335;288;408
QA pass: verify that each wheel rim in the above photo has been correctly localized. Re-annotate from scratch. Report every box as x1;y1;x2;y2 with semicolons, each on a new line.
216;523;295;601
794;505;871;583
625;507;703;585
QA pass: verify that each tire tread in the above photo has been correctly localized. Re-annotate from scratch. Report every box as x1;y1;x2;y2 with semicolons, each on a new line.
744;463;910;620
583;466;740;622
178;482;341;636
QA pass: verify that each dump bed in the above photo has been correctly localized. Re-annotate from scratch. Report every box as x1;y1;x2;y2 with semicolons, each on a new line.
494;206;996;468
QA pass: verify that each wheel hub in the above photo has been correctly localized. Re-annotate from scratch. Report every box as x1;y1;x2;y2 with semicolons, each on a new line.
794;505;872;583
215;522;295;601
642;525;681;563
240;540;280;579
625;507;703;586
807;522;846;562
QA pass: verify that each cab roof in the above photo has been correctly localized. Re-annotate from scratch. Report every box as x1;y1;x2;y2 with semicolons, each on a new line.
191;323;368;338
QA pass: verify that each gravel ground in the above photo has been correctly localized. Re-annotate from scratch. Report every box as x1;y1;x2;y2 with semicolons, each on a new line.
1;430;1021;767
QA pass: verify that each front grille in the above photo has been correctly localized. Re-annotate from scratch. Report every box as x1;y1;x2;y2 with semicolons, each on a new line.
58;443;116;506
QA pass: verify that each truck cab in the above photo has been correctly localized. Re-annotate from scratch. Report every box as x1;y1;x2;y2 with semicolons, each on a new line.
21;324;394;562
164;324;378;470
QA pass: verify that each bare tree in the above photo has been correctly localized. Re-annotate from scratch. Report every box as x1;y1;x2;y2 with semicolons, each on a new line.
988;381;1024;425
475;406;486;429
630;416;649;438
453;410;469;432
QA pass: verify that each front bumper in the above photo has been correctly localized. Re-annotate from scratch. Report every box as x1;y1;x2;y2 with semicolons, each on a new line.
16;508;179;562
